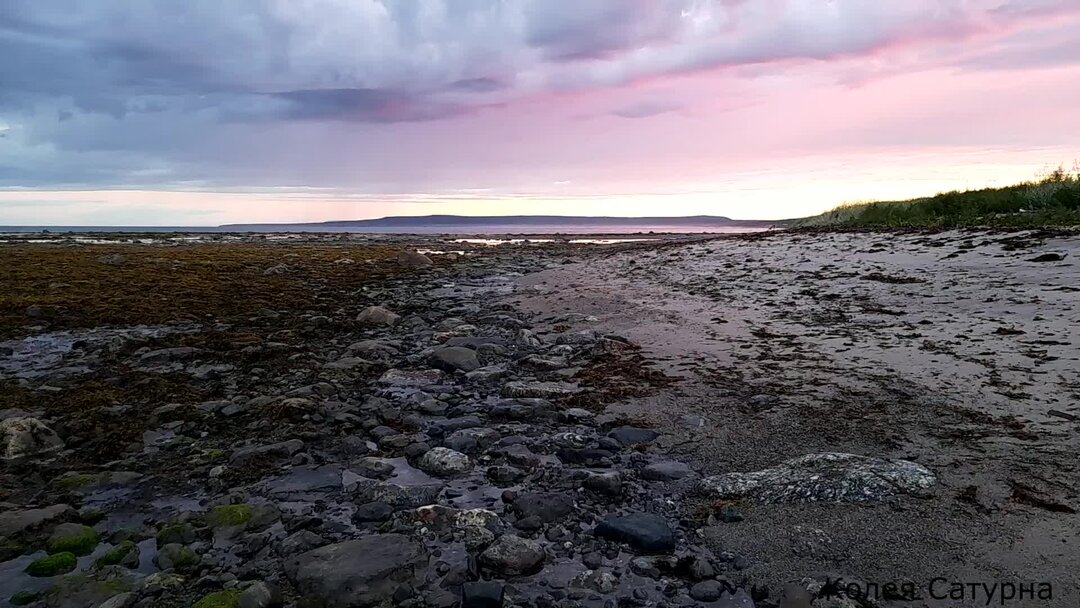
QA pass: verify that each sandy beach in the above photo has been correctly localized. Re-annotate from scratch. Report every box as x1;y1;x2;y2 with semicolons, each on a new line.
513;228;1080;606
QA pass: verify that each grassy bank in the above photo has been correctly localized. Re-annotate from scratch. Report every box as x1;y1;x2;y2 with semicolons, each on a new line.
809;166;1080;228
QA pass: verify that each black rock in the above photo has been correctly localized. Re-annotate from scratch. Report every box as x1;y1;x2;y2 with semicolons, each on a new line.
509;492;576;523
594;512;676;554
353;501;394;522
557;448;614;467
1030;253;1065;262
462;581;504;608
607;427;659;447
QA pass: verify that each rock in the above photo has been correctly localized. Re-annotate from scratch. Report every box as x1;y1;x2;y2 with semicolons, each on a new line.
139;347;202;363
25;551;77;577
97;254;126;265
640;461;693;481
353;502;394;523
1;417;64;459
560;407;594;423
95;540;140;568
156;543;200;571
238;581;282;608
277;530;328;556
594;512;676;554
557;448;613;467
193;590;241;608
378;368;446;388
428;347;481;372
607;426;659;447
461;581;504;608
229;439;304;466
356;306;401;327
98;592;136;608
690;580;724;602
397;250;434;267
284;535;427;608
464;365;509;383
583;472;623;496
1030;253;1065;262
417;447;472;477
0;504;74;536
569;569;620;593
509;492;575;523
45;523;99;556
698;452;937;503
347;476;444;510
479;534;546;576
779;582;814;608
502;381;582;399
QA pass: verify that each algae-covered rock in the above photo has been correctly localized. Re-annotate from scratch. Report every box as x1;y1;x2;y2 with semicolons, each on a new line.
95;540;139;569
193;589;242;608
10;591;43;606
205;504;252;530
26;552;77;577
46;523;99;556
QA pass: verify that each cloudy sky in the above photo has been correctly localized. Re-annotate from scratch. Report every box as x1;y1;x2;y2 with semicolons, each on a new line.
1;0;1079;225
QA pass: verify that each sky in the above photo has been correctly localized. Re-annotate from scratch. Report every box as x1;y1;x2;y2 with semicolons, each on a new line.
1;0;1079;225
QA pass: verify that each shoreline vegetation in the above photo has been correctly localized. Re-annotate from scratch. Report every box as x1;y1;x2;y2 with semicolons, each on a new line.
806;164;1080;229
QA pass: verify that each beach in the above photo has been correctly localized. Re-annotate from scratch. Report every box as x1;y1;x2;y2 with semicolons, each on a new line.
1;229;1077;608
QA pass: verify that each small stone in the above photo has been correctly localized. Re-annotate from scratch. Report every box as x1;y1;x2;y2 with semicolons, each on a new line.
461;581;504;608
397;250;434;267
238;581;282;608
479;535;546;576
690;580;724;602
640;461;693;482
356;306;401;327
607;426;659;447
156;543;200;571
428;347;481;372
417;447;472;477
583;472;623;496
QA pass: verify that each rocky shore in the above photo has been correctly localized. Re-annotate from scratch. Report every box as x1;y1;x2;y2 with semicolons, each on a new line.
1;229;1077;608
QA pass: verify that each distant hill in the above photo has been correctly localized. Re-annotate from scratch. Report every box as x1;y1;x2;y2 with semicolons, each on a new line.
220;214;787;231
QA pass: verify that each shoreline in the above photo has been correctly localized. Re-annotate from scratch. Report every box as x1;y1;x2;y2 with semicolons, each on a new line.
1;229;1077;607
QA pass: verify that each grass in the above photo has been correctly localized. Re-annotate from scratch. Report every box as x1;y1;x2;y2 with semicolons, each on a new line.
808;166;1080;229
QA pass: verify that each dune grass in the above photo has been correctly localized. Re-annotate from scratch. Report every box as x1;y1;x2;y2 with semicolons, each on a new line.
811;166;1080;228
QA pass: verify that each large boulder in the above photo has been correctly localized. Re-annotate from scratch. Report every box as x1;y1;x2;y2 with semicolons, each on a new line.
0;417;64;460
698;452;936;504
284;535;427;608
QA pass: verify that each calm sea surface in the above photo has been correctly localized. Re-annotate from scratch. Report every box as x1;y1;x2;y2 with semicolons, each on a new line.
0;223;772;235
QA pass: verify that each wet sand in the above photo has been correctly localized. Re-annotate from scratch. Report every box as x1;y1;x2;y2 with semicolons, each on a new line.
511;229;1080;607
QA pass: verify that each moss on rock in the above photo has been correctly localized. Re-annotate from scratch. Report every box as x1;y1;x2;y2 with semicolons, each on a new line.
9;590;43;606
205;504;252;530
192;589;242;608
25;552;78;577
46;523;99;556
95;540;139;568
